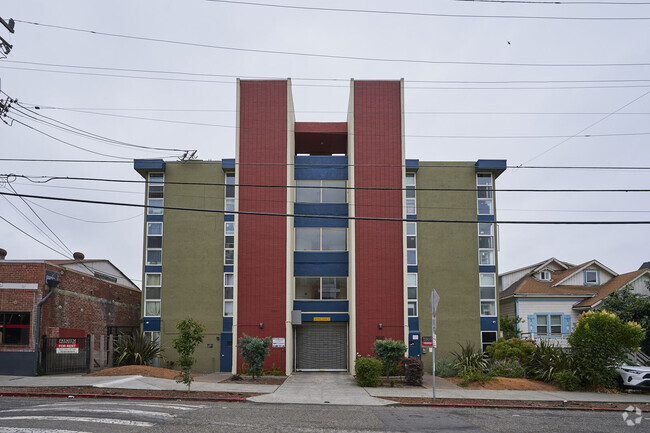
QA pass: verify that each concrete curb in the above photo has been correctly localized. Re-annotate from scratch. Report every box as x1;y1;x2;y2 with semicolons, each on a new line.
399;402;635;412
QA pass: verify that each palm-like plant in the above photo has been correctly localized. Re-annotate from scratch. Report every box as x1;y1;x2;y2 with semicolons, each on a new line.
114;331;162;366
451;341;488;377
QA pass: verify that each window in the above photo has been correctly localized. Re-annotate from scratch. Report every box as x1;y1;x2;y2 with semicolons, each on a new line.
147;173;164;215
295;277;347;300
224;222;235;264
0;312;30;345
146;250;162;266
407;273;418;317
481;331;497;352
539;270;551;281
295;228;346;251
479;273;497;317
225;172;235;213
146;222;163;265
536;314;563;335
476;173;494;215
296;180;346;204
144;273;161;317
224;273;234;316
406;222;417;266
406;173;416;215
585;269;598;285
478;223;495;265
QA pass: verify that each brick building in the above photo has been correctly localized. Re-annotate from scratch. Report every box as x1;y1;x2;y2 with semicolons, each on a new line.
135;79;506;374
0;249;141;375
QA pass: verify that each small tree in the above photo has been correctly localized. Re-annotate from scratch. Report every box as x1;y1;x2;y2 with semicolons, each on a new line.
499;316;523;340
171;317;205;391
568;310;645;389
373;339;407;381
237;334;271;379
602;285;650;353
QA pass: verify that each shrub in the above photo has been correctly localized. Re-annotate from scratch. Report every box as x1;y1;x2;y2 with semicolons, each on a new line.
435;358;457;378
554;370;581;391
489;359;525;378
355;357;384;387
568;310;645;389
459;370;493;387
525;340;572;382
114;331;162;366
403;356;424;386
486;338;535;364
500;316;523;340
373;339;407;380
451;341;488;378
172;317;205;391
237;334;272;379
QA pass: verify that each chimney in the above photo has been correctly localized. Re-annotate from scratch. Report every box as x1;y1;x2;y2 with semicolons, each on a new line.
73;252;85;261
0;248;6;260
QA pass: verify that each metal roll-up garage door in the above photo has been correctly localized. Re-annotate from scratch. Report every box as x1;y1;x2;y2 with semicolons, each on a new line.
295;322;347;371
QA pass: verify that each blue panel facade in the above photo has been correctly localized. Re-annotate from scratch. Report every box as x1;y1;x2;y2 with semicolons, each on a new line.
145;265;162;273
143;317;161;331
294;203;348;227
222;317;233;333
479;265;497;273
301;313;349;322
475;159;507;171
408;317;419;331
224;265;234;273
146;215;164;222
293;300;349;313
477;215;495;222
406;214;417;220
294;252;349;276
134;159;166;171
221;158;235;170
294;155;348;180
224;214;234;222
405;159;419;171
295;217;347;227
407;266;418;273
480;316;498;331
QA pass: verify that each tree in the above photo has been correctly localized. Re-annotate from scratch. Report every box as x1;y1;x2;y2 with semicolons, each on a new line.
373;339;407;381
602;284;650;353
499;316;523;340
237;334;271;379
568;310;645;389
171;317;205;391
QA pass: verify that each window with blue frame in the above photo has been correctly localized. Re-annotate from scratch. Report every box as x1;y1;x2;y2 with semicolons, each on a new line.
535;314;564;335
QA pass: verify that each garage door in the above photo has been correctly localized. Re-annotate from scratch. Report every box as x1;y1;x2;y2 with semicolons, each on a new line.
295;322;347;371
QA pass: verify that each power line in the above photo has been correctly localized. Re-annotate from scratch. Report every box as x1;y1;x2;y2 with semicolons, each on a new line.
0;215;69;258
7;60;650;87
1;190;649;225
14;20;650;66
452;0;650;4
25;198;143;224
5;173;650;193
206;0;650;20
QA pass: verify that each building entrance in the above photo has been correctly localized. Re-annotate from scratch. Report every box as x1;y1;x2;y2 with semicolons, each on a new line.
295;322;347;371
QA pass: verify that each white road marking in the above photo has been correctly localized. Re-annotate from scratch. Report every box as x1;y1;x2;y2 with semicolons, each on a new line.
0;429;91;433
31;401;205;410
0;416;153;427
1;408;174;418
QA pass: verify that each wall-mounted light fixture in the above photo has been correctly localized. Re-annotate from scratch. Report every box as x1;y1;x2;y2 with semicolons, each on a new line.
378;323;383;329
259;322;264;329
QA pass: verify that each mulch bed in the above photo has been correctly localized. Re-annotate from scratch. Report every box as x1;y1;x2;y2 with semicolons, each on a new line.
0;387;258;401
387;397;650;411
220;375;286;386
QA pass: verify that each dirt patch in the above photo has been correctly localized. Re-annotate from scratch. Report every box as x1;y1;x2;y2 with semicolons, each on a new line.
446;376;562;391
0;386;257;401
85;365;189;381
221;375;286;386
387;397;650;411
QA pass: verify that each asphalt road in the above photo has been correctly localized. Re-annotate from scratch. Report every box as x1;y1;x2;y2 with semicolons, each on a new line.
0;397;646;432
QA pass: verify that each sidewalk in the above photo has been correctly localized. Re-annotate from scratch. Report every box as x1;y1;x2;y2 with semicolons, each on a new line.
1;373;649;406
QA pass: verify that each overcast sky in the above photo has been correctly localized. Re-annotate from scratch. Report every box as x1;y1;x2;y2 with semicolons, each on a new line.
1;1;649;287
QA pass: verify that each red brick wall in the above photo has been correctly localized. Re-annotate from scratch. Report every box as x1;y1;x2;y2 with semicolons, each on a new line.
0;262;141;352
236;80;288;372
353;81;405;356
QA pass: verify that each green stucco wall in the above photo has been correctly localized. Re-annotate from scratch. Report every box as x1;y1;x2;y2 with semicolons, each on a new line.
158;161;225;372
416;162;482;372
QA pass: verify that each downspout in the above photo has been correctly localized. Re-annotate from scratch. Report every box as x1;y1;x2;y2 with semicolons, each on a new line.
34;275;59;375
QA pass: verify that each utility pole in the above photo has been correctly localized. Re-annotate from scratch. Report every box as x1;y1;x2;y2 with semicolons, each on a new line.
0;17;15;56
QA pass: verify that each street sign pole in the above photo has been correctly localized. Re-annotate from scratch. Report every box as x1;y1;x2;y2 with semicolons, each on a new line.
429;290;440;401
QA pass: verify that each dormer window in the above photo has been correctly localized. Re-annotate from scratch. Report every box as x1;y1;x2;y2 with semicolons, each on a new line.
585;269;599;285
539;270;551;281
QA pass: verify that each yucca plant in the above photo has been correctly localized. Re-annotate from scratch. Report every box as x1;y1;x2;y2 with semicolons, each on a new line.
451;341;488;377
114;331;162;366
526;340;572;382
